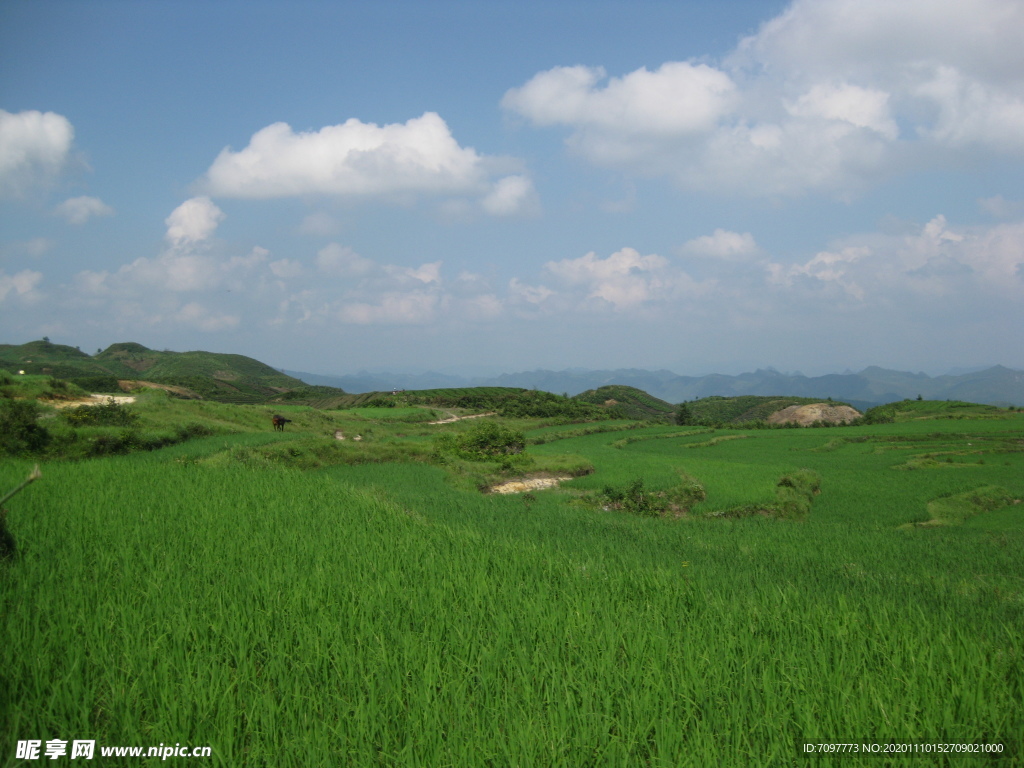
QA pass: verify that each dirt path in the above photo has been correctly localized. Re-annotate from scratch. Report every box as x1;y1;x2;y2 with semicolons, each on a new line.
428;411;496;425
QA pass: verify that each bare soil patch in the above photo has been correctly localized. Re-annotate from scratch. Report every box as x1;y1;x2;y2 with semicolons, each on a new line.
49;394;136;410
489;475;574;494
767;403;861;426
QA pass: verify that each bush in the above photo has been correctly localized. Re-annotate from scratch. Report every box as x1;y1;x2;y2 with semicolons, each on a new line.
600;476;706;518
61;398;140;427
0;399;51;455
433;421;526;461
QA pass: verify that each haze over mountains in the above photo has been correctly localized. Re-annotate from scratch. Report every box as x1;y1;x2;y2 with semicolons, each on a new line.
286;365;1024;408
4;338;1020;407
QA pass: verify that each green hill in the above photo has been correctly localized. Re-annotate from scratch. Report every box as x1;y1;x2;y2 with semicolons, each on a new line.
862;398;1014;423
0;340;125;378
0;340;308;403
573;385;676;421
685;395;855;424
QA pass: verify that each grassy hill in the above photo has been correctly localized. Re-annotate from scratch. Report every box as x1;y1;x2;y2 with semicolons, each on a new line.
0;340;308;403
573;384;677;421
862;398;1015;423
0;339;122;378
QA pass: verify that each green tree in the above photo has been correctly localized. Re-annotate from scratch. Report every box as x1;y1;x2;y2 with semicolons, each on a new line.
675;403;694;426
0;399;51;455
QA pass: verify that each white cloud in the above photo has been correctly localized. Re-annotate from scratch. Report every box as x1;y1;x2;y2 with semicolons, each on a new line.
545;247;670;309
913;65;1024;151
338;291;439;325
681;229;760;261
175;302;239;332
79;240;266;296
505;0;1024;195
398;261;442;284
769;245;870;300
202;112;487;199
269;259;305;279
786;83;898;139
766;214;1024;303
481;175;538;216
0;268;43;304
979;195;1024;219
315;243;375;276
508;278;554;306
165;197;225;246
0;109;74;197
459;293;504;321
54;195;115;224
502;63;736;137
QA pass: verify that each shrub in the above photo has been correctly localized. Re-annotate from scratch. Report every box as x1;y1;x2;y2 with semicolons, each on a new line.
433;421;526;461
600;476;706;518
61;398;140;427
0;399;51;455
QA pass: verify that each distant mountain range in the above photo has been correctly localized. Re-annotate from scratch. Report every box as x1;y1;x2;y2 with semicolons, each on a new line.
286;365;1024;407
5;339;1020;407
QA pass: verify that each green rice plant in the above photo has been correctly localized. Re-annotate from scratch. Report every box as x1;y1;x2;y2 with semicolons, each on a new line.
2;408;1022;767
913;485;1017;527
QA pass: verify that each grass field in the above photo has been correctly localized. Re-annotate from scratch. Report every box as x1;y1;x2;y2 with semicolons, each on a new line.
2;393;1022;766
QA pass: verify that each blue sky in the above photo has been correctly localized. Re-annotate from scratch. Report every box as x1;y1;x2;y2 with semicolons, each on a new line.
2;0;1022;377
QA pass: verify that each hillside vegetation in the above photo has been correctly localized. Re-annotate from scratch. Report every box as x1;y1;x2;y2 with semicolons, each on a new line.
274;385;609;421
573;384;677;421
683;395;855;425
0;340;307;403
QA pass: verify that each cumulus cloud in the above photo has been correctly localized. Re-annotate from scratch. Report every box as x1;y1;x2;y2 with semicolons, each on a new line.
0;109;74;197
481;175;539;216
0;268;43;304
54;195;115;224
544;247;671;309
681;229;760;261
202;112;486;199
785;83;898;139
315;243;376;276
165;197;225;246
503;63;736;137
766;214;1024;303
504;0;1024;195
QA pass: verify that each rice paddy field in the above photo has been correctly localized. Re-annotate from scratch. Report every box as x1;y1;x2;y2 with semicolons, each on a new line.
2;395;1023;766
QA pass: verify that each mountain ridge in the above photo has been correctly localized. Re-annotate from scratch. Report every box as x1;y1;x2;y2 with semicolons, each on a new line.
286;365;1024;407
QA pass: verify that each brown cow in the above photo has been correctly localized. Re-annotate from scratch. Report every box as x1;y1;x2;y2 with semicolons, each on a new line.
272;415;292;432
